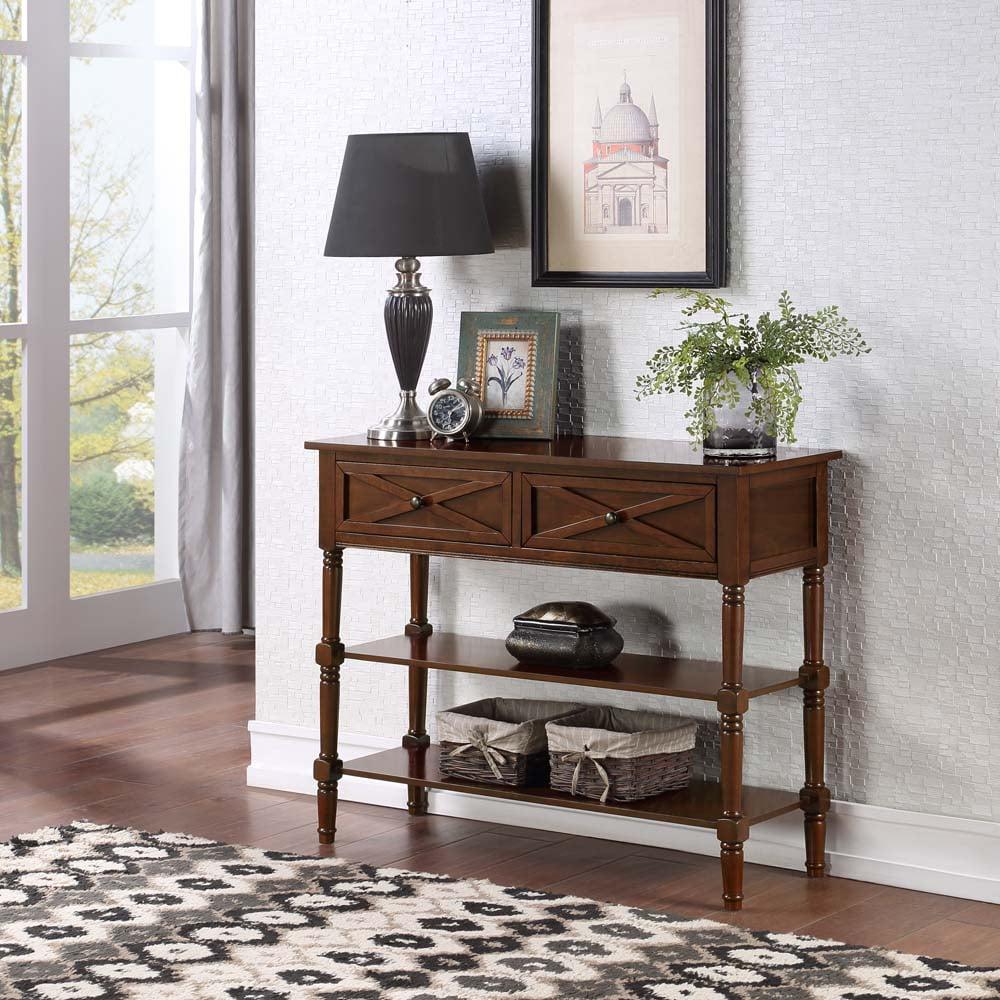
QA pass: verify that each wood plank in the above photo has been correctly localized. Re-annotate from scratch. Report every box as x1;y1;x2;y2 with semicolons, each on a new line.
952;901;1000;930
710;876;889;934
331;814;501;868
889;919;1000;968
342;745;802;828
389;830;557;879
346;632;800;701
797;886;971;947
650;862;790;919
245;807;411;854
477;837;677;895
546;854;711;909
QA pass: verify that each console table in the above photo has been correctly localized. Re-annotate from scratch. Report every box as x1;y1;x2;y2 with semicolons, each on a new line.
305;434;841;910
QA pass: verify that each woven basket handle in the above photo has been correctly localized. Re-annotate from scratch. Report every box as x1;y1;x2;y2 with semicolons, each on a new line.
449;734;508;780
561;746;611;804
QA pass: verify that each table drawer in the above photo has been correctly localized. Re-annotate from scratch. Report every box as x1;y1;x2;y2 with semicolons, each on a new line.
336;462;512;546
521;474;716;563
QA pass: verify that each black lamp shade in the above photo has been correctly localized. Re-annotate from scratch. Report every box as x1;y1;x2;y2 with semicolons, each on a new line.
324;132;494;258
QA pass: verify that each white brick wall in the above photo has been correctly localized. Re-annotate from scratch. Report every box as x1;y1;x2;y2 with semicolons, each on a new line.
254;0;1000;821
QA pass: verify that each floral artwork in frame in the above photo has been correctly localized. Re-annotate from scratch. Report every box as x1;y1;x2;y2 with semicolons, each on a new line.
457;311;561;439
481;336;536;417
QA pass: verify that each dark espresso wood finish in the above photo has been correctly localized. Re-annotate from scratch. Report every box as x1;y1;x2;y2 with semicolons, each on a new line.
404;553;432;816
522;474;716;563
307;434;842;909
718;582;747;910
336;462;512;546
343;746;800;827
800;565;831;876
315;548;345;844
345;634;802;701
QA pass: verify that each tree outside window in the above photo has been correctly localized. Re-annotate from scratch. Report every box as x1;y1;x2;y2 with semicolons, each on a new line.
0;0;189;609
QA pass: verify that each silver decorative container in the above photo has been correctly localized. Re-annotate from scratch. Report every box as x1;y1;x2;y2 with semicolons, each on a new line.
703;377;777;459
505;602;624;669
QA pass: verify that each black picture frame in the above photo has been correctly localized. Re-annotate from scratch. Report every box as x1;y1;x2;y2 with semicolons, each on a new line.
531;0;727;289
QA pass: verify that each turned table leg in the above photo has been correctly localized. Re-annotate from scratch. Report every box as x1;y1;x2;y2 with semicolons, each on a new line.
315;548;345;844
403;553;432;815
800;565;831;876
717;583;748;911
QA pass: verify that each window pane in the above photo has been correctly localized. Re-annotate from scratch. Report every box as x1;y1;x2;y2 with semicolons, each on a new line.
71;0;191;46
70;327;185;598
0;2;21;41
0;338;22;612
71;330;155;598
70;57;190;320
0;54;23;323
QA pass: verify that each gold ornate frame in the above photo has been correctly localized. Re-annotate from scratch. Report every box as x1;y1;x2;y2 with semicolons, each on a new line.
474;331;538;420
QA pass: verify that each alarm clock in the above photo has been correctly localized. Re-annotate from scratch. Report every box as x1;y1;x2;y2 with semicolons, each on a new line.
426;377;485;442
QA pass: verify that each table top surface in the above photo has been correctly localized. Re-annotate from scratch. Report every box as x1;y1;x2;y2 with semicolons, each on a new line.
305;434;842;474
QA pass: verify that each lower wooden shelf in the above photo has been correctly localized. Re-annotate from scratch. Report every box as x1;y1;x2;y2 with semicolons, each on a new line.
342;746;801;828
345;632;801;701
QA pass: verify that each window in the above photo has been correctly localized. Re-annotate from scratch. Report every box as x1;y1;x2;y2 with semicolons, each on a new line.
0;339;21;612
67;3;191;598
0;0;191;666
0;8;24;614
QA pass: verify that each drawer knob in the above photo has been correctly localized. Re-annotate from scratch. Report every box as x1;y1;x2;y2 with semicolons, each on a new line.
410;496;425;510
604;511;620;526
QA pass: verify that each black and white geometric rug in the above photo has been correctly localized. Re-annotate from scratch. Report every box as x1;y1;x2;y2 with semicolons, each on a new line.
1;822;997;999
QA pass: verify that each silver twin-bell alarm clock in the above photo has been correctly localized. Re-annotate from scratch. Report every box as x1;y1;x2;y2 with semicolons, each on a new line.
426;377;485;442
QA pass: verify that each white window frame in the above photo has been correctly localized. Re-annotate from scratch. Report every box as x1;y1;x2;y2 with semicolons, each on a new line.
0;0;192;669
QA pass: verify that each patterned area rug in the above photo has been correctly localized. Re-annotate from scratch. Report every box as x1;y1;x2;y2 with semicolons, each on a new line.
1;823;997;1000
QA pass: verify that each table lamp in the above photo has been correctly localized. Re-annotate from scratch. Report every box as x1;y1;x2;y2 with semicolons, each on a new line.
325;132;494;441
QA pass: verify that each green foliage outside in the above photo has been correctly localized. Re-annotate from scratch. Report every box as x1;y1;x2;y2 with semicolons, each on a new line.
636;290;870;446
70;0;135;42
70;471;153;546
0;0;160;605
0;570;155;607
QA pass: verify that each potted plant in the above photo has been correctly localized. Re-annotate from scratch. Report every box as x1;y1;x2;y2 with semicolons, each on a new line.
636;290;869;458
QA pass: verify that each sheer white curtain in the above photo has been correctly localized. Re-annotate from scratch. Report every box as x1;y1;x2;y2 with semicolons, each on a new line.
179;0;254;633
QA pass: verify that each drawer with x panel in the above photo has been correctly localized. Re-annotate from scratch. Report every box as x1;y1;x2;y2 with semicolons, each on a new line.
334;461;512;546
521;473;717;565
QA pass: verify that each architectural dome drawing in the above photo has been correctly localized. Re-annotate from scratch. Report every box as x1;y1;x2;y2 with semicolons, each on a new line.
584;75;669;234
599;81;653;142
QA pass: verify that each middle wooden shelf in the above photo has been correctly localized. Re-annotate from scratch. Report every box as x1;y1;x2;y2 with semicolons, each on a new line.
345;632;800;702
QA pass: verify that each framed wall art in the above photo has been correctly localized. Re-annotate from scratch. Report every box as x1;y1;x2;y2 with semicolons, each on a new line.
457;311;561;439
531;0;727;288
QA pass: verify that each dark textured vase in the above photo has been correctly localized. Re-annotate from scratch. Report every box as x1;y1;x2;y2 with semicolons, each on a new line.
384;292;432;392
368;257;434;441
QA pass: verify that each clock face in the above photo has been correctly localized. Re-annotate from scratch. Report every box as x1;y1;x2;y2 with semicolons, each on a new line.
429;392;469;434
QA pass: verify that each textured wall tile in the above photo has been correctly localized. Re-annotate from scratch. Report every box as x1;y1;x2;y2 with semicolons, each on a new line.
254;0;1000;821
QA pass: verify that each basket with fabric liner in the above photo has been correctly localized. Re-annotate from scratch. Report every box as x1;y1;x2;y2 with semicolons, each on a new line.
546;706;698;803
438;697;582;787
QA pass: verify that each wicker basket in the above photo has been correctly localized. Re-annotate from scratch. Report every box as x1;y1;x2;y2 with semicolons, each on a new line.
438;698;582;787
546;706;697;803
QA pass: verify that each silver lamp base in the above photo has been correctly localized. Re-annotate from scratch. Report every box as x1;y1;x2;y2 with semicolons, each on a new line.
368;390;431;441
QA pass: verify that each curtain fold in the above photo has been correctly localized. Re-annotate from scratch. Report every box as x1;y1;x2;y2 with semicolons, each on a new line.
179;0;254;633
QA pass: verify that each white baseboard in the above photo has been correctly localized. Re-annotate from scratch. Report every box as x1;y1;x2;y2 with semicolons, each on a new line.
247;719;1000;904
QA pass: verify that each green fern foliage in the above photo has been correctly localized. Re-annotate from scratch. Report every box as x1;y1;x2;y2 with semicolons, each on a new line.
636;290;870;445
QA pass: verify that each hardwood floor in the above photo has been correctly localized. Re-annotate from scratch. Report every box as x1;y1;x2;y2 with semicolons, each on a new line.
2;632;997;967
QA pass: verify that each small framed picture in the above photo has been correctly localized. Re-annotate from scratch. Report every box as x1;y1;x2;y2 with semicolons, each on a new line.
457;311;561;439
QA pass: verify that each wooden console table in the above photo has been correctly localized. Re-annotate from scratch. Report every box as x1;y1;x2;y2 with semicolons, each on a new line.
305;434;841;910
